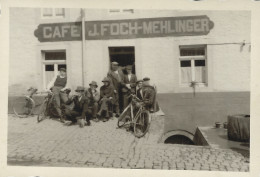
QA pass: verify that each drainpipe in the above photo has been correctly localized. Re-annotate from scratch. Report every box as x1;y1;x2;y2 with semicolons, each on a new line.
81;8;86;86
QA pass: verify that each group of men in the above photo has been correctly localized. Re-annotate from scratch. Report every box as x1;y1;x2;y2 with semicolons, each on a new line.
47;62;158;128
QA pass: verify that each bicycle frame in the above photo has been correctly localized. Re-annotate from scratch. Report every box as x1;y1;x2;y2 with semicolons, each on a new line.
120;95;145;125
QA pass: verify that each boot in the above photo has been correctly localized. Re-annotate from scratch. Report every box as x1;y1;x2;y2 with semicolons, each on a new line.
60;115;65;123
86;120;91;126
78;119;84;128
93;117;99;122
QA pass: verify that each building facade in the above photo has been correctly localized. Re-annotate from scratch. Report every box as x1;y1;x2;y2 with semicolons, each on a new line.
9;8;250;95
9;8;251;135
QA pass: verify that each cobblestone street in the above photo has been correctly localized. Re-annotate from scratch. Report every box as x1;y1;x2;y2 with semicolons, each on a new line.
8;114;249;171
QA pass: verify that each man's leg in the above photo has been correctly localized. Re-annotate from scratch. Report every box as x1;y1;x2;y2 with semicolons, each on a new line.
122;92;130;111
92;102;99;122
52;86;63;120
70;111;81;123
80;101;91;127
64;109;78;124
114;92;120;117
60;91;69;104
85;110;92;126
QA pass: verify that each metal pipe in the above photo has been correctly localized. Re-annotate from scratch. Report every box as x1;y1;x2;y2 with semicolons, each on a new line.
81;8;86;86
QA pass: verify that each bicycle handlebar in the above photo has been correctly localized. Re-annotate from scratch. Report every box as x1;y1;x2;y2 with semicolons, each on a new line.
128;94;142;102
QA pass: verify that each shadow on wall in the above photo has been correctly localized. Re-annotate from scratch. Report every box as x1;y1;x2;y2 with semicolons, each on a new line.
156;92;250;135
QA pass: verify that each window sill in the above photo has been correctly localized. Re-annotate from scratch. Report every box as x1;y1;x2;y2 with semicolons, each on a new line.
41;16;65;19
180;83;208;88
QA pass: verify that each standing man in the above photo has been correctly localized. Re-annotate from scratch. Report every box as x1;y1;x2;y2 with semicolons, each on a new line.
107;61;124;117
63;86;91;127
85;81;100;122
98;77;114;122
121;65;137;110
46;68;68;122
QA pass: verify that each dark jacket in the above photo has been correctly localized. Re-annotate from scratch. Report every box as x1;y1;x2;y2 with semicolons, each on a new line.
65;95;89;119
136;88;143;101
143;85;160;112
142;85;155;107
100;81;114;101
121;74;137;93
85;88;100;105
107;69;124;91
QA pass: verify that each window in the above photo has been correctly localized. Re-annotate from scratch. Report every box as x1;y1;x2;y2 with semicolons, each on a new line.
109;9;134;14
179;46;207;86
41;8;65;18
42;50;66;89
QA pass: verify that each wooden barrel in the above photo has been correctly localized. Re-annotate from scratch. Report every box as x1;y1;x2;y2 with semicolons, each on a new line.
227;114;250;142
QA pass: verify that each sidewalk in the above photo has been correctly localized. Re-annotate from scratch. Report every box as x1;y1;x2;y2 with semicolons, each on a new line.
8;114;249;171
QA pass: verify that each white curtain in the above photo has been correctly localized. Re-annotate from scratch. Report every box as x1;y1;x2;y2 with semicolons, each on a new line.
181;67;191;84
195;66;206;83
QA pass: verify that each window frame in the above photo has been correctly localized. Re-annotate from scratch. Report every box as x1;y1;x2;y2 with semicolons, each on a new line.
179;45;208;87
41;8;65;19
108;9;134;14
41;50;67;89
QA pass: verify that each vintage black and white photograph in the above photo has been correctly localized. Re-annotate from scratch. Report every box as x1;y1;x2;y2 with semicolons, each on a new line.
7;7;250;172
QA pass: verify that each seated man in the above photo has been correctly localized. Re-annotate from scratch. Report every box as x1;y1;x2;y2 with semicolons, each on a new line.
62;86;91;127
85;81;100;122
98;77;114;122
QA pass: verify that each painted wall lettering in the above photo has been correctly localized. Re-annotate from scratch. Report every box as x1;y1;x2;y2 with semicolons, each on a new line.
34;15;214;42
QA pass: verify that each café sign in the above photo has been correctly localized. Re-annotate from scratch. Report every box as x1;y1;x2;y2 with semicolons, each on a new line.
34;15;214;42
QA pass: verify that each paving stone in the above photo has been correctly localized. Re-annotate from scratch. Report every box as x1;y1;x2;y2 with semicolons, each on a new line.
7;115;250;171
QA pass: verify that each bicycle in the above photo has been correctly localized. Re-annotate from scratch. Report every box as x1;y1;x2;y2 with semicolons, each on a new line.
37;89;71;123
117;94;151;138
12;87;44;118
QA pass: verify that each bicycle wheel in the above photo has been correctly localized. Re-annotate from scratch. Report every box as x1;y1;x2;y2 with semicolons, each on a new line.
117;107;130;128
134;110;151;138
12;96;35;118
37;100;48;123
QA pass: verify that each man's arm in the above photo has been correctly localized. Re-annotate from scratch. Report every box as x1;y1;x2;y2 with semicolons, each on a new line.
130;75;137;88
143;89;154;106
100;88;104;99
94;91;100;102
107;72;117;93
61;78;69;91
65;95;75;105
107;86;114;98
46;74;57;90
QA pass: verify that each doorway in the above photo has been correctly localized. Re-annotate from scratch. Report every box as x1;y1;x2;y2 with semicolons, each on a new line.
108;46;135;74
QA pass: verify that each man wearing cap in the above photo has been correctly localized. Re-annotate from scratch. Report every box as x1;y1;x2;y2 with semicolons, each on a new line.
142;77;156;112
63;86;91;127
98;77;114;122
46;68;68;122
107;61;124;117
121;65;137;109
85;81;100;122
